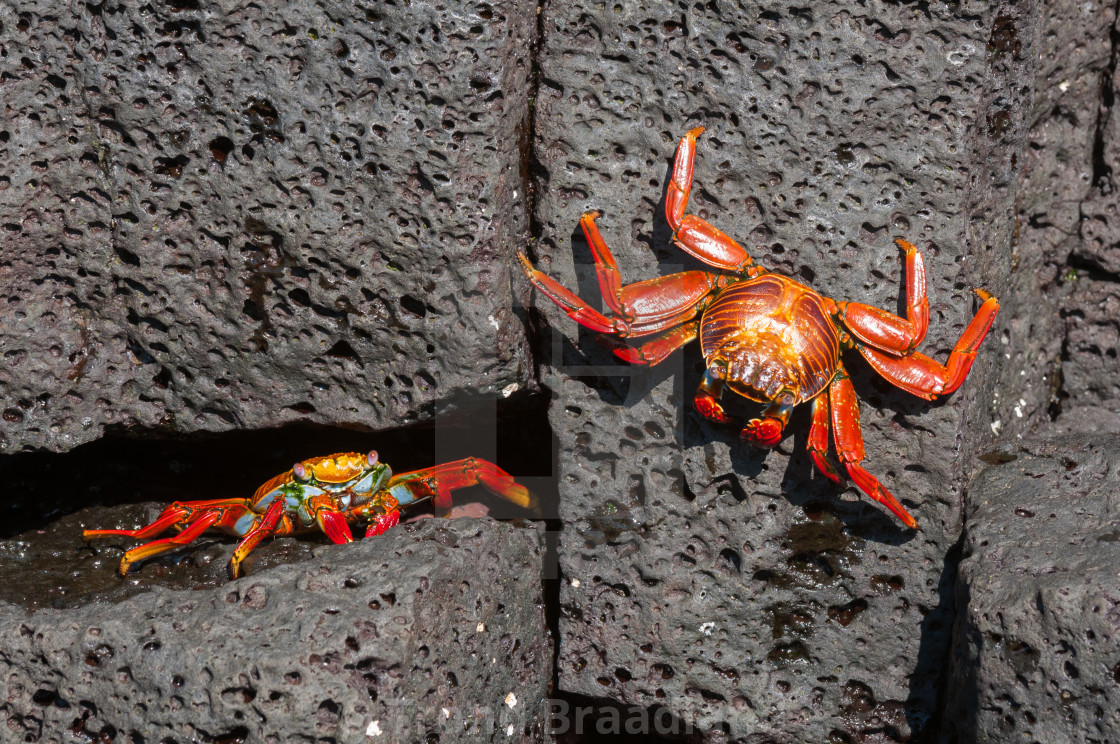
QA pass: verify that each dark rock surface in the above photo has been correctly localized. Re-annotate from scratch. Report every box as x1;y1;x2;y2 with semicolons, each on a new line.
0;518;550;743
528;2;1017;739
1012;0;1119;431
0;0;534;454
4;0;1120;740
943;435;1120;742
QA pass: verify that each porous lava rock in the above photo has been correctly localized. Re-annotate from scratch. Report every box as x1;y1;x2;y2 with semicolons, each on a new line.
0;518;550;743
1011;0;1120;432
528;1;1027;740
942;435;1120;742
0;0;534;454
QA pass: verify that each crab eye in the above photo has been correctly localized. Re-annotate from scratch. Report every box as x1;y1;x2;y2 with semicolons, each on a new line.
292;462;309;482
366;450;379;466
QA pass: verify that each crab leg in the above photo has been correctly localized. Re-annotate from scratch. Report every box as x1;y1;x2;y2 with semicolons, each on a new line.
666;127;761;276
615;321;699;365
837;240;930;354
807;393;842;483
82;501;210;540
828;368;918;529
111;510;225;575
228;498;290;579
386;458;532;514
518;251;722;339
518;251;620;334
853;289;1000;400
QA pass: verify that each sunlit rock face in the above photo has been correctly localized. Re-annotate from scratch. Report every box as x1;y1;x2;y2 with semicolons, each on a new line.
0;0;535;454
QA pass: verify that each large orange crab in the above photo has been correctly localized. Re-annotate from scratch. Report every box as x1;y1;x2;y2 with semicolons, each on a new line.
84;453;531;578
519;127;999;529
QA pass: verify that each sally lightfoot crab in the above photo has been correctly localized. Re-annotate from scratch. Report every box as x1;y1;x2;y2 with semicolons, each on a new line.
84;453;532;578
519;127;999;529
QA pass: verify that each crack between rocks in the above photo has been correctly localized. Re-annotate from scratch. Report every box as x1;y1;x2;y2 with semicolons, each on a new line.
519;2;551;388
523;0;567;706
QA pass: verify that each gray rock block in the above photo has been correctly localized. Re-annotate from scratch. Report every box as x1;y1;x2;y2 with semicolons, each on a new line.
943;434;1120;742
0;518;550;743
0;0;534;454
1012;0;1118;428
527;2;1020;739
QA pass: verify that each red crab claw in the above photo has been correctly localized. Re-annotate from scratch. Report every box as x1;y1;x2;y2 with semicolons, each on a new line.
741;417;784;448
365;510;401;538
309;494;355;544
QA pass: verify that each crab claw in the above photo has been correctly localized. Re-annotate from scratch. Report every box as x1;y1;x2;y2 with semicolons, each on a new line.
741;417;784;448
365;510;401;538
367;450;379;466
316;508;354;544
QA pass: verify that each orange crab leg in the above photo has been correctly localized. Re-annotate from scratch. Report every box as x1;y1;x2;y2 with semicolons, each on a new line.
829;369;918;529
838;240;930;354
82;501;215;540
112;510;226;575
387;458;532;513
579;211;629;319
518;251;620;334
228;498;290;579
518;253;722;340
855;289;1000;400
579;211;726;324
614;321;699;365
665;127;760;275
807;393;842;483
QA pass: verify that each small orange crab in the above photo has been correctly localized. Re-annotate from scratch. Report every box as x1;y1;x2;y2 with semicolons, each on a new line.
84;453;531;578
519;127;999;528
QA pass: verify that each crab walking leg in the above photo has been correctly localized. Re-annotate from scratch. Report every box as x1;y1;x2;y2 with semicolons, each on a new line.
228;498;290;579
580;211;729;321
837;240;931;353
614;321;699;365
579;211;629;319
665;127;761;275
82;499;245;541
113;510;225;575
829;369;918;529
518;251;722;339
855;289;1000;401
386;458;532;514
807;393;842;483
518;251;619;334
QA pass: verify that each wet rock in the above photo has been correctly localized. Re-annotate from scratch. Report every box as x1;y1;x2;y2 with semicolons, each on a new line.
943;435;1120;742
0;518;550;742
528;2;1023;740
0;0;534;454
